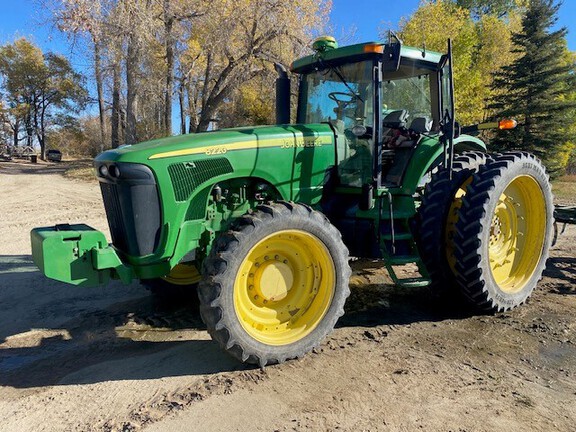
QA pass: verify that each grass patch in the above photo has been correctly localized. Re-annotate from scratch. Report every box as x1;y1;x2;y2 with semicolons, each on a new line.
552;175;576;205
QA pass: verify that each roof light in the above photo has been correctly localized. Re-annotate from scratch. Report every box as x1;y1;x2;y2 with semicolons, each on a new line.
364;44;385;54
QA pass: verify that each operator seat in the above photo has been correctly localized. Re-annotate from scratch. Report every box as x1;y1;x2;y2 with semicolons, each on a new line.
409;116;433;134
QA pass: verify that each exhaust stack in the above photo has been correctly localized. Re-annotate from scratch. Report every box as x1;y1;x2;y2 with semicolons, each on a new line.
275;63;290;124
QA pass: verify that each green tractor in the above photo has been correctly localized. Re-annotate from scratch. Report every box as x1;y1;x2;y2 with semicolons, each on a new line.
31;36;554;366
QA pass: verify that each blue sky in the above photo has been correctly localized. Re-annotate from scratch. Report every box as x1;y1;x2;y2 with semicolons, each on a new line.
1;0;575;57
330;0;576;49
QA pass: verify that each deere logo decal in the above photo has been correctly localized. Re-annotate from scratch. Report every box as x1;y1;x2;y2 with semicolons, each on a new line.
149;135;332;160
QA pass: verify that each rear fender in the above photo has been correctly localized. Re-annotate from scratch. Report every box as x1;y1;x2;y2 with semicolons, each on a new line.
400;135;487;194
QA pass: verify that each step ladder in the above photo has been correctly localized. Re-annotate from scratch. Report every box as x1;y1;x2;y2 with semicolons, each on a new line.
380;192;430;288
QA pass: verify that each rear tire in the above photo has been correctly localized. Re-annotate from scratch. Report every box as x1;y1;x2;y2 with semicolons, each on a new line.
417;151;491;299
199;202;351;366
453;152;554;312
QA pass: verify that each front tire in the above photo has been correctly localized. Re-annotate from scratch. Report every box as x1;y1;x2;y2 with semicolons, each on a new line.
199;202;351;366
453;152;554;312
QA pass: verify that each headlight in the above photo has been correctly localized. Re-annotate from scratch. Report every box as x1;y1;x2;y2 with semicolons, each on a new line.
108;164;120;179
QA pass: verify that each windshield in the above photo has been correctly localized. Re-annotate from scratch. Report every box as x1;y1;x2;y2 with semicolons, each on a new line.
298;60;374;187
299;61;374;128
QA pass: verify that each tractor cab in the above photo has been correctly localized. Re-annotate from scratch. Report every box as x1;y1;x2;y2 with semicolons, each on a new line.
290;36;455;261
291;36;451;191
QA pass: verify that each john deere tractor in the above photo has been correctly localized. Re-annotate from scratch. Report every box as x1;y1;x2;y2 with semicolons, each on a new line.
31;36;554;366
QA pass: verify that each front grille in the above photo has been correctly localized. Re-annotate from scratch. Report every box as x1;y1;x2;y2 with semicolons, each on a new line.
100;182;129;252
97;162;161;256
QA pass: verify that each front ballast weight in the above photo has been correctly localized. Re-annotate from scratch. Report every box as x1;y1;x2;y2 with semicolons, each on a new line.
31;223;134;287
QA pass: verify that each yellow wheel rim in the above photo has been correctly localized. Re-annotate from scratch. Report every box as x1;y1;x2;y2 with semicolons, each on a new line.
234;230;336;346
489;175;546;294
445;176;473;274
162;263;201;285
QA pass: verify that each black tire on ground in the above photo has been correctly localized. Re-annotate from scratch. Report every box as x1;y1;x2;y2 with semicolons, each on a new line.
199;201;351;367
453;152;554;312
417;151;491;299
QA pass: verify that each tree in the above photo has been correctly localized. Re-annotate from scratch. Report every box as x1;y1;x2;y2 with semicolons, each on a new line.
455;0;526;18
53;0;111;153
48;0;328;147
398;0;522;126
0;38;87;159
488;0;576;174
180;0;330;132
0;38;43;149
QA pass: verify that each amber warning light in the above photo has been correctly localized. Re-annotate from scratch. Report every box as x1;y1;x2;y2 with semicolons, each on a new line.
498;119;518;130
473;119;518;132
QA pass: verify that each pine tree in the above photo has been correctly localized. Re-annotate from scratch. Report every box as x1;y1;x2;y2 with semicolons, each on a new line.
488;0;576;174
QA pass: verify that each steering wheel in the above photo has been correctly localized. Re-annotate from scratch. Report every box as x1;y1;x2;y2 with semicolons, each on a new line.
328;92;357;105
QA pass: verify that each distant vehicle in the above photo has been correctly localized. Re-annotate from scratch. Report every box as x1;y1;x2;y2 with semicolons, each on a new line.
46;149;62;162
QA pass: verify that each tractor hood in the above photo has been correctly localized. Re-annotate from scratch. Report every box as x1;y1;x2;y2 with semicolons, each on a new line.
94;124;337;228
95;124;335;165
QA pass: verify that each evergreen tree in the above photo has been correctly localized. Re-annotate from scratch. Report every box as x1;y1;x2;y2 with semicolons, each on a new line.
488;0;576;174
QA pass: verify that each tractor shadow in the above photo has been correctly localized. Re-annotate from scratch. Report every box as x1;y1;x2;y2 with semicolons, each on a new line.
0;257;495;389
543;256;576;295
337;260;477;329
0;255;247;389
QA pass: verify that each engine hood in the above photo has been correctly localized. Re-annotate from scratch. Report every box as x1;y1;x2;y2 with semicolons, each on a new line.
95;124;335;164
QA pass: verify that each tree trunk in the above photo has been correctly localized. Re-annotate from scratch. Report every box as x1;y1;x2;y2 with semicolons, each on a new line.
187;84;198;133
178;78;186;134
164;0;174;136
25;111;34;148
12;120;19;148
126;33;139;144
34;99;47;160
94;39;107;153
111;61;122;148
197;108;212;132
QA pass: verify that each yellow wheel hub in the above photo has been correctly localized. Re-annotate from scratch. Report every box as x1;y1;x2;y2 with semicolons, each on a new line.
162;263;201;285
234;230;336;346
489;175;546;294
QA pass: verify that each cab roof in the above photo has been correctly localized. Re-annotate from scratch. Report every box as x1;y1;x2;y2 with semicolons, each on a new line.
290;41;444;74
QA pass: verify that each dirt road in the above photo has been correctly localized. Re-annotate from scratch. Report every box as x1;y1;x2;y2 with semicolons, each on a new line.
1;160;575;432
